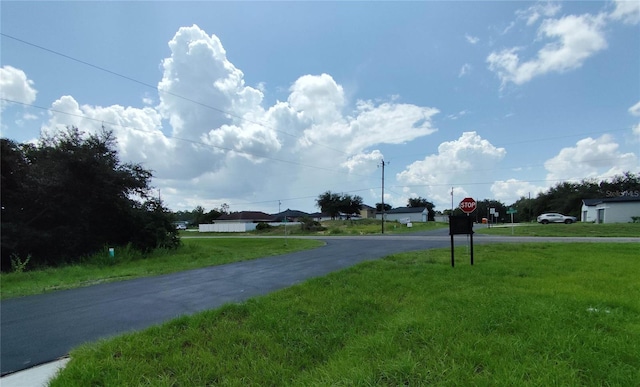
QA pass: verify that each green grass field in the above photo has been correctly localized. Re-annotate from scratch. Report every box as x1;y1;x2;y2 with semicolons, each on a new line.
0;238;323;300
50;243;640;386
476;222;640;237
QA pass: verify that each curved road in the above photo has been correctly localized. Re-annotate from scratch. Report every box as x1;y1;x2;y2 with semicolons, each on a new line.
1;231;638;375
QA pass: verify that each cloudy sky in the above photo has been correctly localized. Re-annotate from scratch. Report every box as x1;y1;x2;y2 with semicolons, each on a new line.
1;1;639;214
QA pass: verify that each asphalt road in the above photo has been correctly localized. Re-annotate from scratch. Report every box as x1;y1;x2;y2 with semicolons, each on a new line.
1;232;638;375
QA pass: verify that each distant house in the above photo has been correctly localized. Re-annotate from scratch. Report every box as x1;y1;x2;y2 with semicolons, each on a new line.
309;212;333;222
199;211;275;232
376;207;429;223
215;211;275;223
359;204;377;219
581;195;640;223
271;209;310;222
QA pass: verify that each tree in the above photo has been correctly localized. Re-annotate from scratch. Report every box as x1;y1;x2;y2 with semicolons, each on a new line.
375;203;391;212
1;127;179;270
511;196;535;222
505;173;640;222
407;196;436;221
316;191;363;219
191;205;207;225
316;191;341;219
340;194;363;218
475;199;507;223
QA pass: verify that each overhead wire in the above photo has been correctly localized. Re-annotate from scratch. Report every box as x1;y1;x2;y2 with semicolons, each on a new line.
0;32;350;157
0;98;372;178
4;96;630;207
3;33;634;209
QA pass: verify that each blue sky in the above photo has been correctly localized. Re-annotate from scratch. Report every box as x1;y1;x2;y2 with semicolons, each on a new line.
2;1;639;214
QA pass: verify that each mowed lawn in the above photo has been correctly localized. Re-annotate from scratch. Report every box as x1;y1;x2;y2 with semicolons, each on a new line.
51;243;640;386
0;238;323;300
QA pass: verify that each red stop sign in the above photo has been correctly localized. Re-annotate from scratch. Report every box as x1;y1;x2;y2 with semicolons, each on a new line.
459;197;477;214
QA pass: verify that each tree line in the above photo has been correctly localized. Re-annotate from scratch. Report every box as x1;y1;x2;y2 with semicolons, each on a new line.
315;172;638;224
1;127;179;271
451;172;639;223
172;204;229;225
174;173;638;227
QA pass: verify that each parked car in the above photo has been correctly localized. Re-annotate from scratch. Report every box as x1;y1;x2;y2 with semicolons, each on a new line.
174;222;187;230
536;213;577;224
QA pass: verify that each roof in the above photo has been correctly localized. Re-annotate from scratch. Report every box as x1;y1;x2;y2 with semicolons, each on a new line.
583;195;640;206
216;211;275;222
384;207;427;214
272;209;310;221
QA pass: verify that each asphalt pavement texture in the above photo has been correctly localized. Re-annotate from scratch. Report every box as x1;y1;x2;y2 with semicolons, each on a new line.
1;232;453;375
2;230;638;376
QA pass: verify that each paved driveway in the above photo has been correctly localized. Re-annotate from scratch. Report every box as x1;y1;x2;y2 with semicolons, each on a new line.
1;233;638;375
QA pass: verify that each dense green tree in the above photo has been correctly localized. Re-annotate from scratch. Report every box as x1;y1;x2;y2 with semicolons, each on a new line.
316;191;342;219
599;172;640;196
506;172;639;221
375;203;392;212
1;127;179;270
407;197;436;221
340;194;363;218
316;191;363;219
511;196;536;222
474;199;507;223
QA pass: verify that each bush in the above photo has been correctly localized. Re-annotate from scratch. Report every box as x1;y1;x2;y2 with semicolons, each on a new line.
300;217;327;232
1;129;180;271
256;222;272;231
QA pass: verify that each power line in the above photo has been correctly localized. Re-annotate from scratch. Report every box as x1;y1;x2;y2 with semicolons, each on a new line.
0;32;349;157
0;97;371;178
6;97;631;197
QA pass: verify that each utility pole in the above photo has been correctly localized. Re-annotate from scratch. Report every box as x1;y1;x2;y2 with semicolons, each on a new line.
451;187;454;214
379;159;389;234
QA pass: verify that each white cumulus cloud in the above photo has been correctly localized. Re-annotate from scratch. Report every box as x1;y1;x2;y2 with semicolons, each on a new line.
609;0;640;24
629;101;640;116
544;134;639;182
491;179;546;204
341;150;384;175
396;132;506;208
40;24;441;212
516;2;562;26
0;65;37;111
487;12;607;86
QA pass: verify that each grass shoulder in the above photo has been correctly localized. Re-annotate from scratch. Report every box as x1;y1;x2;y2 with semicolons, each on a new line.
0;238;323;300
475;221;640;237
50;242;640;386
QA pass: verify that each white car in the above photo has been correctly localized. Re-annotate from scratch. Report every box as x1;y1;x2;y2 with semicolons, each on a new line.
537;213;577;224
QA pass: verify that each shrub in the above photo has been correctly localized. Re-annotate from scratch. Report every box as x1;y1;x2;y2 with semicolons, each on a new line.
10;253;31;273
300;217;327;232
256;222;272;231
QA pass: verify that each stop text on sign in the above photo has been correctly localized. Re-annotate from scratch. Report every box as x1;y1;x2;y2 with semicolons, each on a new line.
459;197;477;214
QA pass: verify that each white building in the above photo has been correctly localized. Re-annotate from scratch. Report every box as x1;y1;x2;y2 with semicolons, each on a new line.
581;196;640;224
376;207;429;223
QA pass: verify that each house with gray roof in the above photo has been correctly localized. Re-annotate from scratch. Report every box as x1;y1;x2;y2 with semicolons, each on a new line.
581;195;640;223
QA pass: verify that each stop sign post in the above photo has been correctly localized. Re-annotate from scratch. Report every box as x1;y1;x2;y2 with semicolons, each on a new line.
449;197;476;267
459;197;477;214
